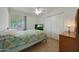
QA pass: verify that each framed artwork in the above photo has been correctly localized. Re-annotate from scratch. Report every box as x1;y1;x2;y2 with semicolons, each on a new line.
35;24;44;30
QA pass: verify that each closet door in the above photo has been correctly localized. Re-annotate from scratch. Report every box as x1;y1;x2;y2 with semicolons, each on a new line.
50;16;57;39
46;13;64;39
44;17;52;37
55;13;64;39
44;12;64;40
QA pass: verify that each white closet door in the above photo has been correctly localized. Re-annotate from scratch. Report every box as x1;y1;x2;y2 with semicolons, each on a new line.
50;16;57;39
56;13;64;34
44;17;52;37
44;13;64;40
55;13;64;39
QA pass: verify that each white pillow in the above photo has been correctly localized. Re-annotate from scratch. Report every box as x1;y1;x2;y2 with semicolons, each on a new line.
0;29;17;36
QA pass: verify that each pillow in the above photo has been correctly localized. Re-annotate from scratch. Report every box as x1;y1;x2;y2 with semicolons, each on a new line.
0;29;17;36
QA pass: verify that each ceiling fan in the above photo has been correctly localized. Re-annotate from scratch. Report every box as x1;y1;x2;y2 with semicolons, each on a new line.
34;7;44;15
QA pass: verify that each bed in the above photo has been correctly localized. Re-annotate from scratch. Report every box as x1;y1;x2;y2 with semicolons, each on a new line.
0;29;47;52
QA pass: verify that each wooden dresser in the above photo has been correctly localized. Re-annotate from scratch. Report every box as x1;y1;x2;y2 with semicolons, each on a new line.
59;31;78;52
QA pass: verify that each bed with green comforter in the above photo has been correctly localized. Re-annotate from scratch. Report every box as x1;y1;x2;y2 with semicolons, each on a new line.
0;30;47;52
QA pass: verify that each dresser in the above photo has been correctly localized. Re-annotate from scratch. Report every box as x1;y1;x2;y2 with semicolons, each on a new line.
59;31;79;52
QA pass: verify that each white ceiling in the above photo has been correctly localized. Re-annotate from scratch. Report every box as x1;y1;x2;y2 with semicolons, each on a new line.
9;7;59;16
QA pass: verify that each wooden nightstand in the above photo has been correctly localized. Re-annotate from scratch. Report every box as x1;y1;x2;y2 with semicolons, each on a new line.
59;31;78;52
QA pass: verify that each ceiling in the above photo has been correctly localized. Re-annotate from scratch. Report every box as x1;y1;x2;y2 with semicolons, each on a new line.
9;7;59;16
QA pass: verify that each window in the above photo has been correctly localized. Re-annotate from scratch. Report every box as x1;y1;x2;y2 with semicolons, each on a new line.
9;14;27;30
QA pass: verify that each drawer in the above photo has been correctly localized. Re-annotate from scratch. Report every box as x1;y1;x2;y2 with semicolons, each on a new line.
59;35;78;52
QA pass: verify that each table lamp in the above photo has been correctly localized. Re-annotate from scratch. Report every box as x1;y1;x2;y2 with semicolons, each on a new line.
67;25;72;34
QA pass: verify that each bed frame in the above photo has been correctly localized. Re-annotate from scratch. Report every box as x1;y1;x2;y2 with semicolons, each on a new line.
0;37;47;52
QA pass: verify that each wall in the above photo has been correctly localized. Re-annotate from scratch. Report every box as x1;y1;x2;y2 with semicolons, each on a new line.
38;7;78;40
0;7;9;31
9;9;38;30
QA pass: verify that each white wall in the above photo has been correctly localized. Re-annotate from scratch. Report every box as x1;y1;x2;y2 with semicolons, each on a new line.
38;8;78;40
27;16;38;29
0;7;9;31
9;9;38;30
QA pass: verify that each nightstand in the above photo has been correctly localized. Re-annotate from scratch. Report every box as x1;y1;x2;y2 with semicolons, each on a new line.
59;31;78;52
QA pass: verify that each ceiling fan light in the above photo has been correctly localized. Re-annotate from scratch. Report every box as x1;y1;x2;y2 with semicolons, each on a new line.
34;8;43;15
